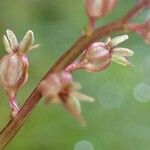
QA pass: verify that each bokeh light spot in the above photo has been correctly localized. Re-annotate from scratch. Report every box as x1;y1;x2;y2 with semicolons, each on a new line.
139;55;150;78
133;83;150;102
74;140;94;150
98;83;125;109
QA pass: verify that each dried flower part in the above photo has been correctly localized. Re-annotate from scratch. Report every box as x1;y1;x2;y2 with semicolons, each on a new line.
108;35;129;48
3;35;12;53
5;30;19;52
112;47;134;57
3;30;38;54
0;30;38;116
85;0;117;20
111;47;134;67
19;30;34;53
105;35;134;67
111;55;133;67
39;71;94;125
127;20;150;45
62;95;85;126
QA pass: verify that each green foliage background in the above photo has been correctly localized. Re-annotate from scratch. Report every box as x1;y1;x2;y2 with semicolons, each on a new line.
0;0;150;149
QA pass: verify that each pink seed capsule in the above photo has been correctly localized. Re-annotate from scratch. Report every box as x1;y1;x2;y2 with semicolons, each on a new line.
1;30;38;117
80;42;111;72
66;35;133;72
66;42;111;72
0;52;28;117
85;0;117;20
0;53;28;89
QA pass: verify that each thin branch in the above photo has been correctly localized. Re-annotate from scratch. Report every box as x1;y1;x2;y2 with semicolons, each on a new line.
0;1;146;149
122;0;149;22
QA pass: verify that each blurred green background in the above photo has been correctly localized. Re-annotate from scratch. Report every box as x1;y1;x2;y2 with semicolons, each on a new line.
0;0;150;149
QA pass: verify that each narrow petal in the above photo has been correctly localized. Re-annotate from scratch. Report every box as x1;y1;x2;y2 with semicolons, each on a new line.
111;55;133;67
73;91;94;102
62;96;86;126
109;35;129;47
6;30;18;51
28;44;40;51
112;47;134;57
20;30;34;53
3;35;12;53
73;82;82;90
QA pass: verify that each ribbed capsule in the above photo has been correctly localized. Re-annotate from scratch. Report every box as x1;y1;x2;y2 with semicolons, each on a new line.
66;35;134;72
0;53;28;89
79;42;111;72
0;29;37;90
0;30;38;116
66;42;111;72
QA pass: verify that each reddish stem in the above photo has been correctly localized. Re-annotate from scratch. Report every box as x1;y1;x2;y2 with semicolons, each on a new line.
122;0;149;22
6;90;19;117
0;1;147;149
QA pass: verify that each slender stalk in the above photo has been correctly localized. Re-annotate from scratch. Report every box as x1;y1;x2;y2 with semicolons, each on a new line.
122;0;149;22
0;21;124;150
0;1;147;149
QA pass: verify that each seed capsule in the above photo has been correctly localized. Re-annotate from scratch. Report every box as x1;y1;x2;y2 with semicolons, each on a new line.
0;30;38;117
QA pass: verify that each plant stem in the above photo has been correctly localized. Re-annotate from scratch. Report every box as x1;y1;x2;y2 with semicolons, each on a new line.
0;1;146;149
0;21;123;150
122;0;149;22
